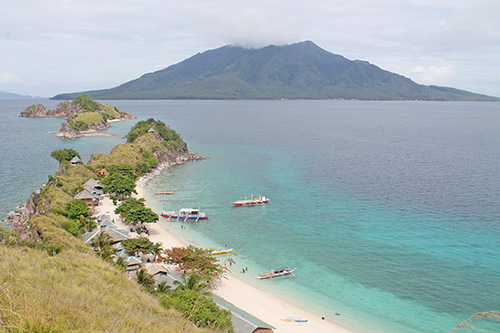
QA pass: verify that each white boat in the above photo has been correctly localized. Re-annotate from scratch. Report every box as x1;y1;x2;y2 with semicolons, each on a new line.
160;208;208;222
257;267;296;279
231;195;269;206
281;317;308;323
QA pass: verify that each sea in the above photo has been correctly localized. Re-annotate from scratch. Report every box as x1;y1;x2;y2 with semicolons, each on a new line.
1;99;499;332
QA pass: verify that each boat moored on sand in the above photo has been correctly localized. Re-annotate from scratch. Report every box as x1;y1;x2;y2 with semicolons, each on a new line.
160;208;208;222
257;267;296;279
231;195;269;206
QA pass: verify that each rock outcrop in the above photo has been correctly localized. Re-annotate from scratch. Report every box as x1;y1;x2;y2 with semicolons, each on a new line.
55;122;82;139
19;104;79;119
55;122;113;139
1;191;43;243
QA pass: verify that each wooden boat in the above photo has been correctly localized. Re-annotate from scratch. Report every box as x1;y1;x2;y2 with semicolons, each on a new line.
154;190;175;195
257;267;296;279
211;248;233;255
231;195;269;206
160;208;208;222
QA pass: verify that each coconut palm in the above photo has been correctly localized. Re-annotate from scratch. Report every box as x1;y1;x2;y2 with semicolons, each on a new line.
151;242;164;262
91;232;116;261
155;281;172;295
136;268;155;292
79;215;97;233
173;274;211;296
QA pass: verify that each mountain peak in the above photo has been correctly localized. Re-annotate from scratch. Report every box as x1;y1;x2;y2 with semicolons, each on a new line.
53;41;499;101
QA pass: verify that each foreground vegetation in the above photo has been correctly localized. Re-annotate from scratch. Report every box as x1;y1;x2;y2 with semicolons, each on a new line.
0;119;225;332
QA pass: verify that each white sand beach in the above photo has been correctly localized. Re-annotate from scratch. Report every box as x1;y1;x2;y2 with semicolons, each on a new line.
97;176;351;333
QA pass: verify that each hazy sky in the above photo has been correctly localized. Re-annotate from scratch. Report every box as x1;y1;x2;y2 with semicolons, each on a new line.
1;0;499;97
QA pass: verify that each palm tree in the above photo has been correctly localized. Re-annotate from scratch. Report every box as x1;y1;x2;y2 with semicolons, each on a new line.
136;268;155;292
79;215;97;233
155;281;172;295
173;274;211;296
151;242;164;262
91;232;116;261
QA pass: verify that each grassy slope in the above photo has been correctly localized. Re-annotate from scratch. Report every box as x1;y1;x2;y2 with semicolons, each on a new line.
0;246;198;332
0;135;208;332
72;112;104;127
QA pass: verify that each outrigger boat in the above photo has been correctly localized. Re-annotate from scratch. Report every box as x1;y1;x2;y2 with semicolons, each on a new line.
160;208;208;222
155;190;175;195
211;248;233;255
280;318;308;323
257;267;296;279
231;195;269;206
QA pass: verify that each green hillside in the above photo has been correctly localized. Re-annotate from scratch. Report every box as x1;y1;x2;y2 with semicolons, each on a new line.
53;41;499;101
0;121;216;332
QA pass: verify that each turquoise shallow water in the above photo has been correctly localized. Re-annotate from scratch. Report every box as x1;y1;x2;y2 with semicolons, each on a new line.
2;99;500;332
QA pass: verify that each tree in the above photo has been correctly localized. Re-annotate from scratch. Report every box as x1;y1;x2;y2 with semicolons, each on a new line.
71;94;99;112
121;237;156;256
107;165;136;180
155;281;172;295
151;242;164;262
124;206;158;225
103;172;137;198
66;199;90;219
164;246;222;281
90;232;116;261
136;268;155;292
173;274;211;295
77;214;97;233
115;256;127;271
51;148;81;163
114;198;146;219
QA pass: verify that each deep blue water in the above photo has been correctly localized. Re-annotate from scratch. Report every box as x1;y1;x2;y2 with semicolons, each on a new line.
1;99;500;332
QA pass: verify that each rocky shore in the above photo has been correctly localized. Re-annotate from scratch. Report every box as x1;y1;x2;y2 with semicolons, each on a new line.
19;103;77;118
1;190;43;243
55;122;113;139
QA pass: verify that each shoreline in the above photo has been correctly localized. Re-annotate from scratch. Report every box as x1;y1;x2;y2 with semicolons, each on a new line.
97;165;352;332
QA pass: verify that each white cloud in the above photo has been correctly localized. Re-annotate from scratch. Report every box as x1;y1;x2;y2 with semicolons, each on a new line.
409;65;455;84
0;73;22;84
190;7;300;48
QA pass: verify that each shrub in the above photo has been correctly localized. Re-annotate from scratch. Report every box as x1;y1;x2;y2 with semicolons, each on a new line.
50;148;81;163
160;289;233;332
66;199;91;219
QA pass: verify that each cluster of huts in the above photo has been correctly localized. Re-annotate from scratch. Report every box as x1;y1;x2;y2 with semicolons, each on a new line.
81;213;169;282
75;180;274;332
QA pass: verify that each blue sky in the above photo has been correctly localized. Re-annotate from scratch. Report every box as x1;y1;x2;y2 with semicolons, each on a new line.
1;0;499;97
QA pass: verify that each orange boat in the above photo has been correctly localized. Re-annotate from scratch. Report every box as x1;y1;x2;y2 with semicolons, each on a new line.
154;191;175;195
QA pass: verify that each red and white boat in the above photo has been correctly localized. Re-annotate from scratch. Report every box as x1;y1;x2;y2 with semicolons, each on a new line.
231;195;269;206
155;190;175;195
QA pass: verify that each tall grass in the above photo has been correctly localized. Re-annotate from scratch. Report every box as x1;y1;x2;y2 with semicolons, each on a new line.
0;246;204;332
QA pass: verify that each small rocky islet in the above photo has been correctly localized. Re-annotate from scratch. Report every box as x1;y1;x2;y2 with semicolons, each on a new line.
19;94;136;138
